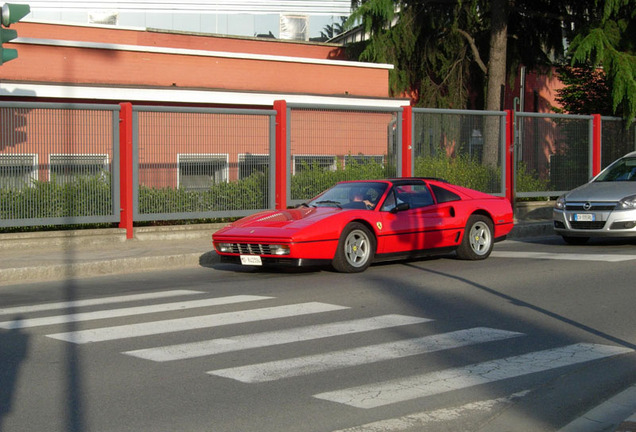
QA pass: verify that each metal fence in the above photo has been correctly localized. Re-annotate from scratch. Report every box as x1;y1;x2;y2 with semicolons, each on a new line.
286;104;402;206
600;117;636;168
412;108;508;195
515;112;593;198
3;100;636;230
133;106;276;221
0;102;120;227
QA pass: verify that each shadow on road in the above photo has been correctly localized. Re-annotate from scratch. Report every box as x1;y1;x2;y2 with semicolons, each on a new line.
0;320;30;432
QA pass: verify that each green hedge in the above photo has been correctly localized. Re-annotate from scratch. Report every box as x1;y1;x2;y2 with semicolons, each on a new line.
139;171;268;214
290;159;388;200
413;154;549;194
0;175;113;219
414;153;500;192
2;158;549;222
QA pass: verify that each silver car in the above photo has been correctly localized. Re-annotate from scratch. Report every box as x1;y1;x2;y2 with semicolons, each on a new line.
553;151;636;244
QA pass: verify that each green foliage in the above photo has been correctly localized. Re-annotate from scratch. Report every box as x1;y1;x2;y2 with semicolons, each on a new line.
413;154;548;195
515;162;551;193
554;64;613;115
568;0;636;122
348;0;571;111
414;153;499;192
0;175;112;219
347;1;476;108
1;158;552;227
139;171;268;214
291;158;387;200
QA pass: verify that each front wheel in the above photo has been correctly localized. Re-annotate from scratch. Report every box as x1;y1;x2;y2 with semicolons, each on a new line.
456;215;494;260
332;222;376;273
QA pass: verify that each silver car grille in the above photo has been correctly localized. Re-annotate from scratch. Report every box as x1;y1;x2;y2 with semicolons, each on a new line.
227;243;273;255
565;202;616;211
570;221;606;229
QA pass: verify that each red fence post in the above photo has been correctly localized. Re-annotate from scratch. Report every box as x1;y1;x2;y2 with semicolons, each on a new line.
592;114;602;176
273;100;288;209
119;102;134;239
401;105;412;177
505;110;514;204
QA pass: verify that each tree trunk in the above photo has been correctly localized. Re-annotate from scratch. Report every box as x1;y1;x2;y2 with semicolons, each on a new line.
483;0;508;169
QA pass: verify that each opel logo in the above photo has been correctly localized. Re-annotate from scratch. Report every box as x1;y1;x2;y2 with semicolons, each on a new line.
583;202;592;210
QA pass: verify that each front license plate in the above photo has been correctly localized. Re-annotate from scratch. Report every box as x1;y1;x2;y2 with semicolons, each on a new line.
240;255;263;266
574;213;595;222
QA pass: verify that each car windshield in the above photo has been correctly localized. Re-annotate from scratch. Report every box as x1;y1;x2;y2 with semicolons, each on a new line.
595;157;636;182
307;182;388;209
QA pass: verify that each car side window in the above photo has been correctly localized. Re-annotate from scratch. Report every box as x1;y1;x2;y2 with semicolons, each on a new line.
405;185;434;209
380;188;397;211
381;183;434;211
430;184;461;203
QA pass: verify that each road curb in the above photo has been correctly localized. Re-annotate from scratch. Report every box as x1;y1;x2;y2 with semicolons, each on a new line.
0;251;221;286
509;221;554;239
558;385;636;432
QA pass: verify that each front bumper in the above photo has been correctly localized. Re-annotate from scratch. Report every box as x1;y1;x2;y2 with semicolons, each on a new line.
553;207;636;237
218;255;332;268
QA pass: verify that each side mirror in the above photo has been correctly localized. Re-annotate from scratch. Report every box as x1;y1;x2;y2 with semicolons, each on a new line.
390;202;410;213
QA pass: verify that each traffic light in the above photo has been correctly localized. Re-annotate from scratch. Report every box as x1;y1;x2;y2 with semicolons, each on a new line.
1;3;30;65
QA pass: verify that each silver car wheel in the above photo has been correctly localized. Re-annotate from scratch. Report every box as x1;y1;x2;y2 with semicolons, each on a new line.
344;229;371;267
469;221;492;256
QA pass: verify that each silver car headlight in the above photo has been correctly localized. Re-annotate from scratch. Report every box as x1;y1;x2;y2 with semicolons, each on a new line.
617;194;636;210
555;195;566;210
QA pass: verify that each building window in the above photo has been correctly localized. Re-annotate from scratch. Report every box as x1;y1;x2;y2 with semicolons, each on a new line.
50;154;109;184
178;154;228;191
344;154;385;167
239;154;269;179
293;155;336;174
0;154;38;190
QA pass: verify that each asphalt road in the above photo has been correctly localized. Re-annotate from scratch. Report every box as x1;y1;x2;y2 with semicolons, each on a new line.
1;235;635;432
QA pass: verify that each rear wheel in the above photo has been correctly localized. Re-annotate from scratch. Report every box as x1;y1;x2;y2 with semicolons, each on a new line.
456;215;494;260
332;222;376;273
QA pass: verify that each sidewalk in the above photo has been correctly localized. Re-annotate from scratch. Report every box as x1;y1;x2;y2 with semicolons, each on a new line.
0;223;225;287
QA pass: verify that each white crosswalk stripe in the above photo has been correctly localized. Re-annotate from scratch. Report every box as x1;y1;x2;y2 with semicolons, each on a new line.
313;343;634;409
208;327;524;383
46;301;349;344
0;295;272;329
124;314;432;362
330;390;532;432
10;289;630;427
0;289;203;316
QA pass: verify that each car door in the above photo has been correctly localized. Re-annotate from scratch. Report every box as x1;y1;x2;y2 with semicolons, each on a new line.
377;181;450;254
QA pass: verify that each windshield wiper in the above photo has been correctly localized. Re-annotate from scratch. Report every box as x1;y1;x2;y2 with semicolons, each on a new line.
314;200;342;208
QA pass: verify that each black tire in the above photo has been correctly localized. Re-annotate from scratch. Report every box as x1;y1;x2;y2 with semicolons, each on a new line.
456;215;494;260
562;235;589;245
332;222;376;273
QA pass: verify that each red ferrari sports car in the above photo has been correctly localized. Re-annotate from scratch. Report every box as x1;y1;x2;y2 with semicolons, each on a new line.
213;178;514;273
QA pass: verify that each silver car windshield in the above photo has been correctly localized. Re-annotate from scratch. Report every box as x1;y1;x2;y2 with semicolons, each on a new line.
595;157;636;182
